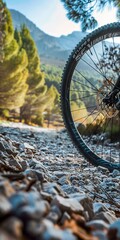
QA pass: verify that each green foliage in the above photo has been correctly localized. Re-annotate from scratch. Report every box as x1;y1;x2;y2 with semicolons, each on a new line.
0;3;28;111
0;2;60;125
42;64;99;127
61;0;120;31
0;0;6;62
32;115;44;126
77;115;103;135
18;25;47;122
71;101;88;126
41;64;62;114
77;114;120;142
20;25;41;75
45;85;59;111
0;109;9;118
14;29;22;48
18;26;59;124
41;64;63;91
104;116;120;141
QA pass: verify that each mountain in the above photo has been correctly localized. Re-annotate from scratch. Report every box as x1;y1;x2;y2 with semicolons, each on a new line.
10;9;86;66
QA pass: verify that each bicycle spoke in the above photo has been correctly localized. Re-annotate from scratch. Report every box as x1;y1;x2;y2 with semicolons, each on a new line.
119;113;120;164
72;36;120;164
110;118;114;161
86;50;106;77
82;112;105;136
71;105;96;112
75;69;99;91
70;93;96;102
101;118;111;158
81;57;115;89
92;45;105;76
73;106;98;122
70;89;97;93
80;111;101;126
61;23;120;170
72;79;97;91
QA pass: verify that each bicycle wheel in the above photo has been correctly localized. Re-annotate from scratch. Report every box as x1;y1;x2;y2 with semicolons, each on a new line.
60;23;120;171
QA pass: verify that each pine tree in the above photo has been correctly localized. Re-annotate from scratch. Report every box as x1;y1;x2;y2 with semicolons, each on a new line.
0;0;5;62
61;0;120;31
14;28;22;49
44;85;59;127
0;1;28;115
18;25;50;124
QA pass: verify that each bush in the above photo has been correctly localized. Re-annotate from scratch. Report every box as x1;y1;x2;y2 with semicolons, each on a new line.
77;122;103;136
0;109;9;118
32;115;44;126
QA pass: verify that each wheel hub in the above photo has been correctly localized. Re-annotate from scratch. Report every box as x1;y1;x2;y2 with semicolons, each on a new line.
97;79;119;118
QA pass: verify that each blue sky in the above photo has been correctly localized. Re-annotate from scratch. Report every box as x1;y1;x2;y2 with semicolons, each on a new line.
4;0;117;37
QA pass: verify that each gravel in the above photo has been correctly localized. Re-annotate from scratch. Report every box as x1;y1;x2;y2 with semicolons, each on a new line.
0;122;119;240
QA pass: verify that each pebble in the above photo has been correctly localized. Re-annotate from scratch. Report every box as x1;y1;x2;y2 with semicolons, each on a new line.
1;217;23;238
0;179;15;197
86;219;109;231
108;220;120;240
93;202;109;214
93;211;117;224
60;211;71;224
0;124;119;240
46;205;62;223
0;194;12;216
51;195;84;214
41;219;77;240
16;200;50;220
92;230;108;240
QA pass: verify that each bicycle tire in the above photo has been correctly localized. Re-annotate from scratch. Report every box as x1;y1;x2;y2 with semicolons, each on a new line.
60;22;120;171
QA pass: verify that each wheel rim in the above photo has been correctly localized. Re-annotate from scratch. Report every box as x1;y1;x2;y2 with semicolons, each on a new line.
67;33;120;168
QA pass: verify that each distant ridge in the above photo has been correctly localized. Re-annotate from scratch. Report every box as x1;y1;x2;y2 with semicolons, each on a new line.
10;9;86;66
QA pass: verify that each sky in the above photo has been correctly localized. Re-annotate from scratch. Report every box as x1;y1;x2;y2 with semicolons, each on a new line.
4;0;117;37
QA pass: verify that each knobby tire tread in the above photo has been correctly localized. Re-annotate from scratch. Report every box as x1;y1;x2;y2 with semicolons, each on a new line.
60;22;120;171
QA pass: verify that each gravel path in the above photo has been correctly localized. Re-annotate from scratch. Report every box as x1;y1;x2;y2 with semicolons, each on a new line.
0;122;120;239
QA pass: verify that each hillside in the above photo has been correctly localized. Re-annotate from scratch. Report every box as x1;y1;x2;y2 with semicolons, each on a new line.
10;9;86;66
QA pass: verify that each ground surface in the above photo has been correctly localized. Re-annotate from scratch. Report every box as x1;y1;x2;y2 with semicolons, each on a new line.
0;122;120;239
